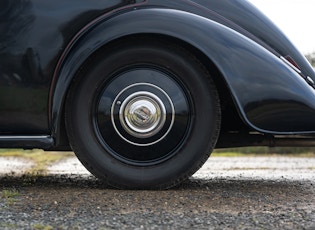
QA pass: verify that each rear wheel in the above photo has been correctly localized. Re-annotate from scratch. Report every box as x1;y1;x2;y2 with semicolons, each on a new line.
66;38;220;189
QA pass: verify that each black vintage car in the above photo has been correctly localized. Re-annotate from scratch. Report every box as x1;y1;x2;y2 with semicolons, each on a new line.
1;0;314;189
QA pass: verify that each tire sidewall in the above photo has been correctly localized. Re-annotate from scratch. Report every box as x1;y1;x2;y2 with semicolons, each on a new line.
66;41;220;188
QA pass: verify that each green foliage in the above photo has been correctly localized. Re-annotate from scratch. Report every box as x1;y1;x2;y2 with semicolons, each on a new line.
1;189;19;205
305;52;315;67
33;224;54;230
214;147;315;156
1;189;19;199
0;223;19;229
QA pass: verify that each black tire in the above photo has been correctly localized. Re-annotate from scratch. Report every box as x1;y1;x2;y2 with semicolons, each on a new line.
65;38;221;189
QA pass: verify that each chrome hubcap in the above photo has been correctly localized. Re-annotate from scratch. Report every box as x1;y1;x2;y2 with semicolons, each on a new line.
111;83;175;146
96;69;190;164
119;92;166;138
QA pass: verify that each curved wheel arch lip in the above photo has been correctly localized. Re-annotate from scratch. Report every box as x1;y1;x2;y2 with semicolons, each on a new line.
51;8;315;139
184;0;315;79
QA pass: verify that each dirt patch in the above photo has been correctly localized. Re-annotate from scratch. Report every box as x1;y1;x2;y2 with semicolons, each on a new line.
0;156;314;229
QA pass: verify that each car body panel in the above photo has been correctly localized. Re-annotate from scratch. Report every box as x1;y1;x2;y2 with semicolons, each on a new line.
185;0;315;80
1;0;315;149
0;0;135;134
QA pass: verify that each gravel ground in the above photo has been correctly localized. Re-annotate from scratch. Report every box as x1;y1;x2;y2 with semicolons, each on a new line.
0;156;314;229
0;158;33;175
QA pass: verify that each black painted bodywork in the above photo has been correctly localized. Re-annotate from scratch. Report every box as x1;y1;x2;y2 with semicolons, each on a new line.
1;0;315;149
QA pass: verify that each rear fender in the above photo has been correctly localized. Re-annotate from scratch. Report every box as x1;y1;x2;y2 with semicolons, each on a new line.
51;8;315;140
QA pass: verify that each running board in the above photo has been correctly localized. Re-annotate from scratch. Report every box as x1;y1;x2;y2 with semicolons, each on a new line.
0;135;54;149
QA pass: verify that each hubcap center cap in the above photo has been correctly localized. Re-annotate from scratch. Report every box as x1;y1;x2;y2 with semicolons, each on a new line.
126;98;159;132
119;92;166;138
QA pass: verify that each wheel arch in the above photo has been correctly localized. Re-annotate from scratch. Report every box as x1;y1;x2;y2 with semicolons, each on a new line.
50;8;246;147
50;8;315;148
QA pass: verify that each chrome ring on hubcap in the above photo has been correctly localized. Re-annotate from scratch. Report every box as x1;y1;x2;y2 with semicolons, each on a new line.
111;83;175;146
119;92;166;138
96;68;190;164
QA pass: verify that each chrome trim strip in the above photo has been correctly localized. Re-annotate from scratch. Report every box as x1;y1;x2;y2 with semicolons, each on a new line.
306;76;315;85
280;56;301;74
0;135;51;139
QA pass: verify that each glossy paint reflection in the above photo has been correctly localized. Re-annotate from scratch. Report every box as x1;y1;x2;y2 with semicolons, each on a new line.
0;0;133;134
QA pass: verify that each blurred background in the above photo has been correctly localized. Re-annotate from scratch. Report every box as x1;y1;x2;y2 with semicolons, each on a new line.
249;0;315;66
249;0;315;56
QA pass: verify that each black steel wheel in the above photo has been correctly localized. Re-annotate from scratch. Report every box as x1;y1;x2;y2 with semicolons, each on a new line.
66;38;221;189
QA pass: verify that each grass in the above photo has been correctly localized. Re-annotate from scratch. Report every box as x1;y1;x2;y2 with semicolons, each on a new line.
213;147;315;157
1;189;19;199
33;224;54;230
1;189;19;205
212;151;315;158
0;223;20;229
